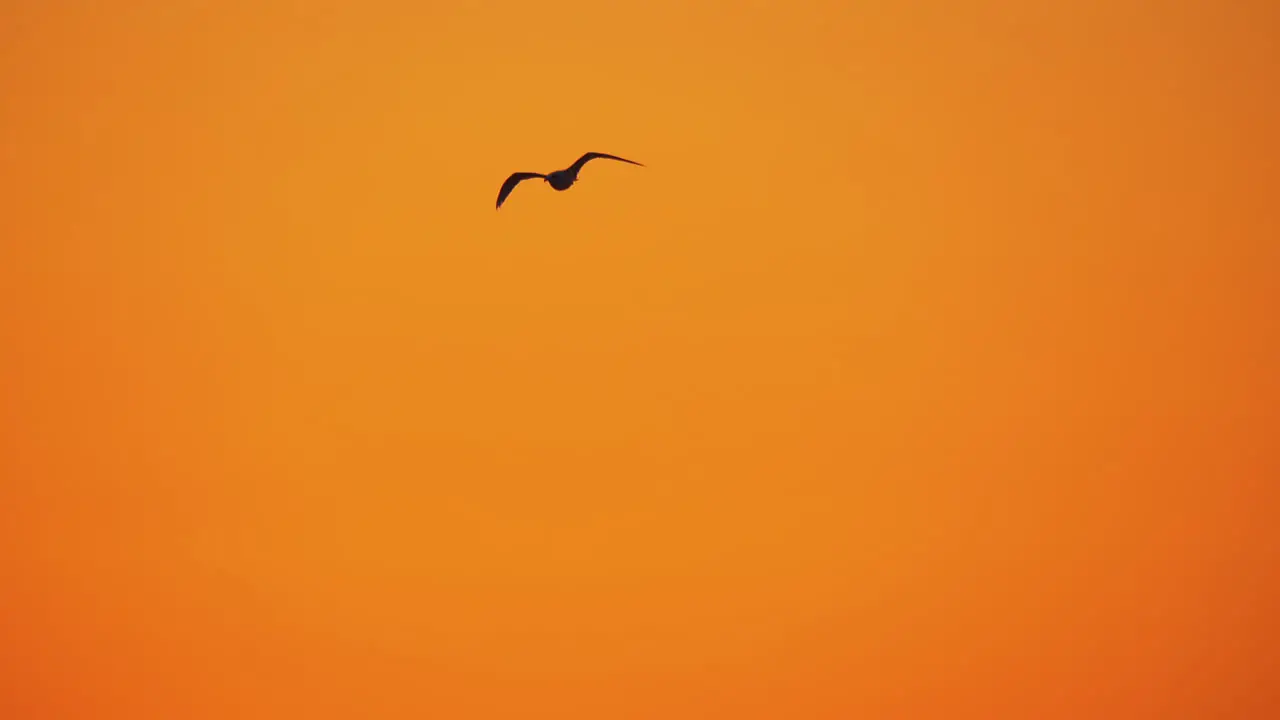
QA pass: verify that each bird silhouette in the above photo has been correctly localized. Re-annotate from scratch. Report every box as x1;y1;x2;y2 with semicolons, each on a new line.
495;152;644;209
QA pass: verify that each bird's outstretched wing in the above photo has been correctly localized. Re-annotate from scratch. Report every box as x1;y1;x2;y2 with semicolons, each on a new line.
569;152;644;174
496;172;545;208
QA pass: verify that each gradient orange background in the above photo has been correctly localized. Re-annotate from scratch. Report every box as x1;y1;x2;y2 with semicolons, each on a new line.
3;1;1277;718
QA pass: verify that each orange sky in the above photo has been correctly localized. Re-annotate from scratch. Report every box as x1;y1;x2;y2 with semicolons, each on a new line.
2;1;1277;718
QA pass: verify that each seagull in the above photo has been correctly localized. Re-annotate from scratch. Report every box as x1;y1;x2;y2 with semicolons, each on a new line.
495;152;644;209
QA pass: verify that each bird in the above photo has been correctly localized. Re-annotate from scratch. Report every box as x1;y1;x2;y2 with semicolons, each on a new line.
495;152;644;209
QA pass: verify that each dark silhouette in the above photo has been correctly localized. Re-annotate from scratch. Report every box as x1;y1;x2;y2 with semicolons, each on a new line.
495;152;644;209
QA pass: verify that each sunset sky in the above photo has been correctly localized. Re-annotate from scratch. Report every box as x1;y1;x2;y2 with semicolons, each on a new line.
2;1;1277;718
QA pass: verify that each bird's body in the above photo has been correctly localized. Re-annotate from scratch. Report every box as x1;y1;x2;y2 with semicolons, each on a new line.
496;152;643;208
545;169;577;191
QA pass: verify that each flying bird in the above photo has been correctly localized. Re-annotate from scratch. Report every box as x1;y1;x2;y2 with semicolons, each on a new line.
495;152;644;209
